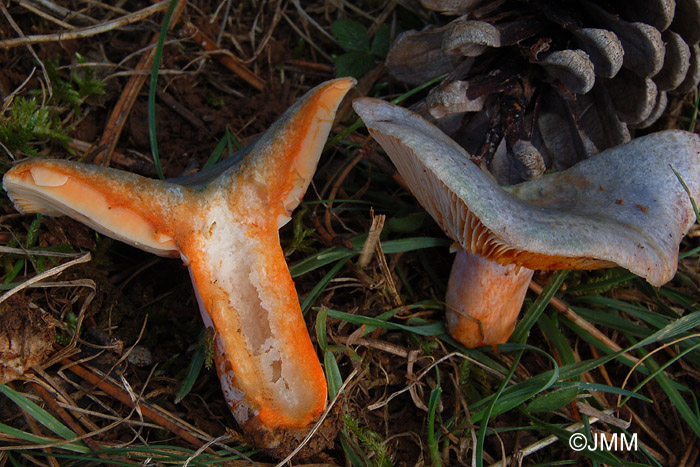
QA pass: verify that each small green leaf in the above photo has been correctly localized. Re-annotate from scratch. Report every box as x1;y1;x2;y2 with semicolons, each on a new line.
332;19;369;52
26;214;42;249
371;24;391;59
524;387;579;413
385;212;426;233
324;350;343;399
316;307;329;352
175;328;214;403
334;51;376;79
175;344;205;404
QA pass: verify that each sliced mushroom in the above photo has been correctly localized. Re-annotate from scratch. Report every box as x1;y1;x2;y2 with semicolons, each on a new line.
353;97;700;347
3;78;356;451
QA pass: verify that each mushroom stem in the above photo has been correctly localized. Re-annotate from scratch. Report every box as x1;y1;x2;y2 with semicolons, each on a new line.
446;249;534;347
353;97;700;352
3;77;356;452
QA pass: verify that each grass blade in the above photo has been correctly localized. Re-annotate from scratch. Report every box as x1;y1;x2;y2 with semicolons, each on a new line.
148;0;179;179
427;369;442;467
0;383;87;451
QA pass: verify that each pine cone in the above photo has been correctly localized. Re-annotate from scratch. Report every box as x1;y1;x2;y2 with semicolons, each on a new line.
386;0;700;184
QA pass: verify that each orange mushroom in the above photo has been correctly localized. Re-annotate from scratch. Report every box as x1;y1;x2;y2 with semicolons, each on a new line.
2;77;356;449
353;97;700;348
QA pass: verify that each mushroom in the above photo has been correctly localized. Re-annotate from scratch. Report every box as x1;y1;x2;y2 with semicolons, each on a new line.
353;97;700;348
2;77;356;450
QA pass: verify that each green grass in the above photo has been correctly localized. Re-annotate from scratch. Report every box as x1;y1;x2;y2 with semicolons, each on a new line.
1;3;699;466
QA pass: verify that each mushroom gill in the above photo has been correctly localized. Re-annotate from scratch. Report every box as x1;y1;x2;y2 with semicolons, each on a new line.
375;129;613;271
354;97;700;347
3;78;356;453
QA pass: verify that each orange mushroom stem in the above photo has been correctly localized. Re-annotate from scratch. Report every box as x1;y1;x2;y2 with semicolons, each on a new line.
446;250;534;347
3;78;356;450
353;97;700;349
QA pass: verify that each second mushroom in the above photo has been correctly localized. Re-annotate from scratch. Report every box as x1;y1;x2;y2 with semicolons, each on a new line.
353;97;700;348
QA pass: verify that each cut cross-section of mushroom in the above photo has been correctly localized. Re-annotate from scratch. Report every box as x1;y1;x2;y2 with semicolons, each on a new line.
3;77;356;451
353;97;700;347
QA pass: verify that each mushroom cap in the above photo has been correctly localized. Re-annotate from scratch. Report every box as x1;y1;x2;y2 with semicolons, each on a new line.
353;97;700;287
3;78;356;450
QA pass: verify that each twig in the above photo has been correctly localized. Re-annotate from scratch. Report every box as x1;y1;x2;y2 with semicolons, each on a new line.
336;335;409;357
94;0;187;166
17;1;76;30
13;385;62;467
0;253;92;305
487;410;612;467
324;152;364;238
407;350;429;411
358;209;385;268
0;3;51;100
281;11;333;62
529;281;640;363
0;246;85;258
30;380;106;456
0;1;171;48
180;22;265;91
292;0;334;41
275;368;359;467
60;359;218;453
376;238;402;307
368;352;505;411
215;0;233;45
156;89;209;131
34;367;102;434
18;0;97;26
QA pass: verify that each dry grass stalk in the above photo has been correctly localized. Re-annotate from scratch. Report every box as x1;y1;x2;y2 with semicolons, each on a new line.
0;1;171;49
181;22;265;91
358;209;385;268
93;0;187;166
529;281;640;363
60;358;218;452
